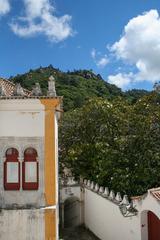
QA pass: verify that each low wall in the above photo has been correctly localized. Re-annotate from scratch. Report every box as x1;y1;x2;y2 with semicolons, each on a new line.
83;181;160;240
84;188;140;240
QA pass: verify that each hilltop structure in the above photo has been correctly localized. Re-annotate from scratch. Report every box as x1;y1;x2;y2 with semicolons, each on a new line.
0;77;62;240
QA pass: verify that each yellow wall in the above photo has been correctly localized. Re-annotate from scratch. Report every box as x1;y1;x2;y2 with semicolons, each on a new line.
45;209;56;240
40;98;61;240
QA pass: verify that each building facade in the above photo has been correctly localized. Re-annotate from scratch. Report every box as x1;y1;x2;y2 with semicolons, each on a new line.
0;77;62;240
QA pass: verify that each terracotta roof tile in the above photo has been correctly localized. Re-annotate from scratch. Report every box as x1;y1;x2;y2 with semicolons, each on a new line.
150;188;160;201
0;77;62;102
0;78;31;97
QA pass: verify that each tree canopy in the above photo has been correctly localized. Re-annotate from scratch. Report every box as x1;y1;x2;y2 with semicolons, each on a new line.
60;93;160;196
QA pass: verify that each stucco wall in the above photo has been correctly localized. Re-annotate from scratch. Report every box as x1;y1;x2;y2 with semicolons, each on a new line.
0;208;57;240
84;187;160;240
0;98;60;240
55;114;59;239
0;137;45;207
0;99;45;207
0;209;45;240
60;185;81;203
0;99;44;137
60;184;84;228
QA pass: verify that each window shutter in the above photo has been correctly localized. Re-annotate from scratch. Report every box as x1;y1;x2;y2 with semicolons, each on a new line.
4;148;20;190
22;148;39;190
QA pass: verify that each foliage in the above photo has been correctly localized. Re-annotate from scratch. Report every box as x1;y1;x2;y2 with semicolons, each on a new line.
10;65;157;196
60;93;160;196
10;66;124;111
10;66;149;111
125;89;150;104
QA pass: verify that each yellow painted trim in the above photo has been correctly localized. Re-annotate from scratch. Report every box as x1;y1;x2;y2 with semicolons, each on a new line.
45;209;56;240
40;99;60;205
41;99;61;240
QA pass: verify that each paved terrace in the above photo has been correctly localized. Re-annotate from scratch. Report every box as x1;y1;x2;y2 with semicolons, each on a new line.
60;226;100;240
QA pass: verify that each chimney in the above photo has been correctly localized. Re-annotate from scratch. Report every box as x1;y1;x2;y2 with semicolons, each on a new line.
32;83;42;96
47;76;56;97
0;85;6;96
14;83;24;96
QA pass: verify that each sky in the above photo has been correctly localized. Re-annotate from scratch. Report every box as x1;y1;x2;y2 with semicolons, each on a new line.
1;0;160;90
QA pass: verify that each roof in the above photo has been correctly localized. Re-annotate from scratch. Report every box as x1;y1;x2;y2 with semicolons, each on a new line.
0;77;62;101
131;187;160;202
0;78;31;97
150;188;160;201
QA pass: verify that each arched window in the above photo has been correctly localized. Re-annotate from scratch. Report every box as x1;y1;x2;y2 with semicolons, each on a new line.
4;148;20;190
22;148;39;190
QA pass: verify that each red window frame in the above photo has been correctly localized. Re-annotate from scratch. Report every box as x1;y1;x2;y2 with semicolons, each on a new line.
22;148;39;190
4;148;20;190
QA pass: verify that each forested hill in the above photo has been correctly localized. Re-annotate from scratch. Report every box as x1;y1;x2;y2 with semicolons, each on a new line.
9;65;149;111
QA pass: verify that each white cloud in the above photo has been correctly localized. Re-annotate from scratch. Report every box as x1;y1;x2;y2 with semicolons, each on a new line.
91;48;96;59
10;0;73;42
111;9;160;85
108;73;133;89
24;0;53;19
0;0;10;16
91;48;109;68
97;57;109;68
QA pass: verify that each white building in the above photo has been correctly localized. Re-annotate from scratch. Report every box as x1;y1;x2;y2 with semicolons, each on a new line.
0;77;62;240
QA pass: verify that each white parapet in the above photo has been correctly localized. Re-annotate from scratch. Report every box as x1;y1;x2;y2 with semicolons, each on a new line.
94;183;99;192
115;192;122;202
109;190;115;200
99;186;104;194
121;195;129;205
90;181;95;190
103;187;109;197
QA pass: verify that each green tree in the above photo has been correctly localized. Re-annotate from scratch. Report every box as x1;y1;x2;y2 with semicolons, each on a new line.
60;93;160;196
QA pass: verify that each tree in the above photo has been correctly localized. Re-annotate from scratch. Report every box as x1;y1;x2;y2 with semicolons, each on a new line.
60;97;130;188
59;93;160;196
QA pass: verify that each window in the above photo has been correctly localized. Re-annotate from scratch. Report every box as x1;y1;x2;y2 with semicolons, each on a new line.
22;148;39;190
4;148;20;190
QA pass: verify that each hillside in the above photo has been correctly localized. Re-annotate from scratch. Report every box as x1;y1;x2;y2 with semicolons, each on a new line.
9;65;149;111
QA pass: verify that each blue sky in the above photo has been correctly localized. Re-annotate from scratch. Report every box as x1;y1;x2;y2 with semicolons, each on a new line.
1;0;160;90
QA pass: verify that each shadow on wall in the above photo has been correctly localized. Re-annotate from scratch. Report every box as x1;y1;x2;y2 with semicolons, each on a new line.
60;196;81;228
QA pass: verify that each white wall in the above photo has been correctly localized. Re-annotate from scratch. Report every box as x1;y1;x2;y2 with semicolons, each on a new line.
0;98;59;239
0;209;45;240
0;99;45;206
0;99;44;137
60;185;84;227
84;187;160;240
0;137;45;207
60;186;81;203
